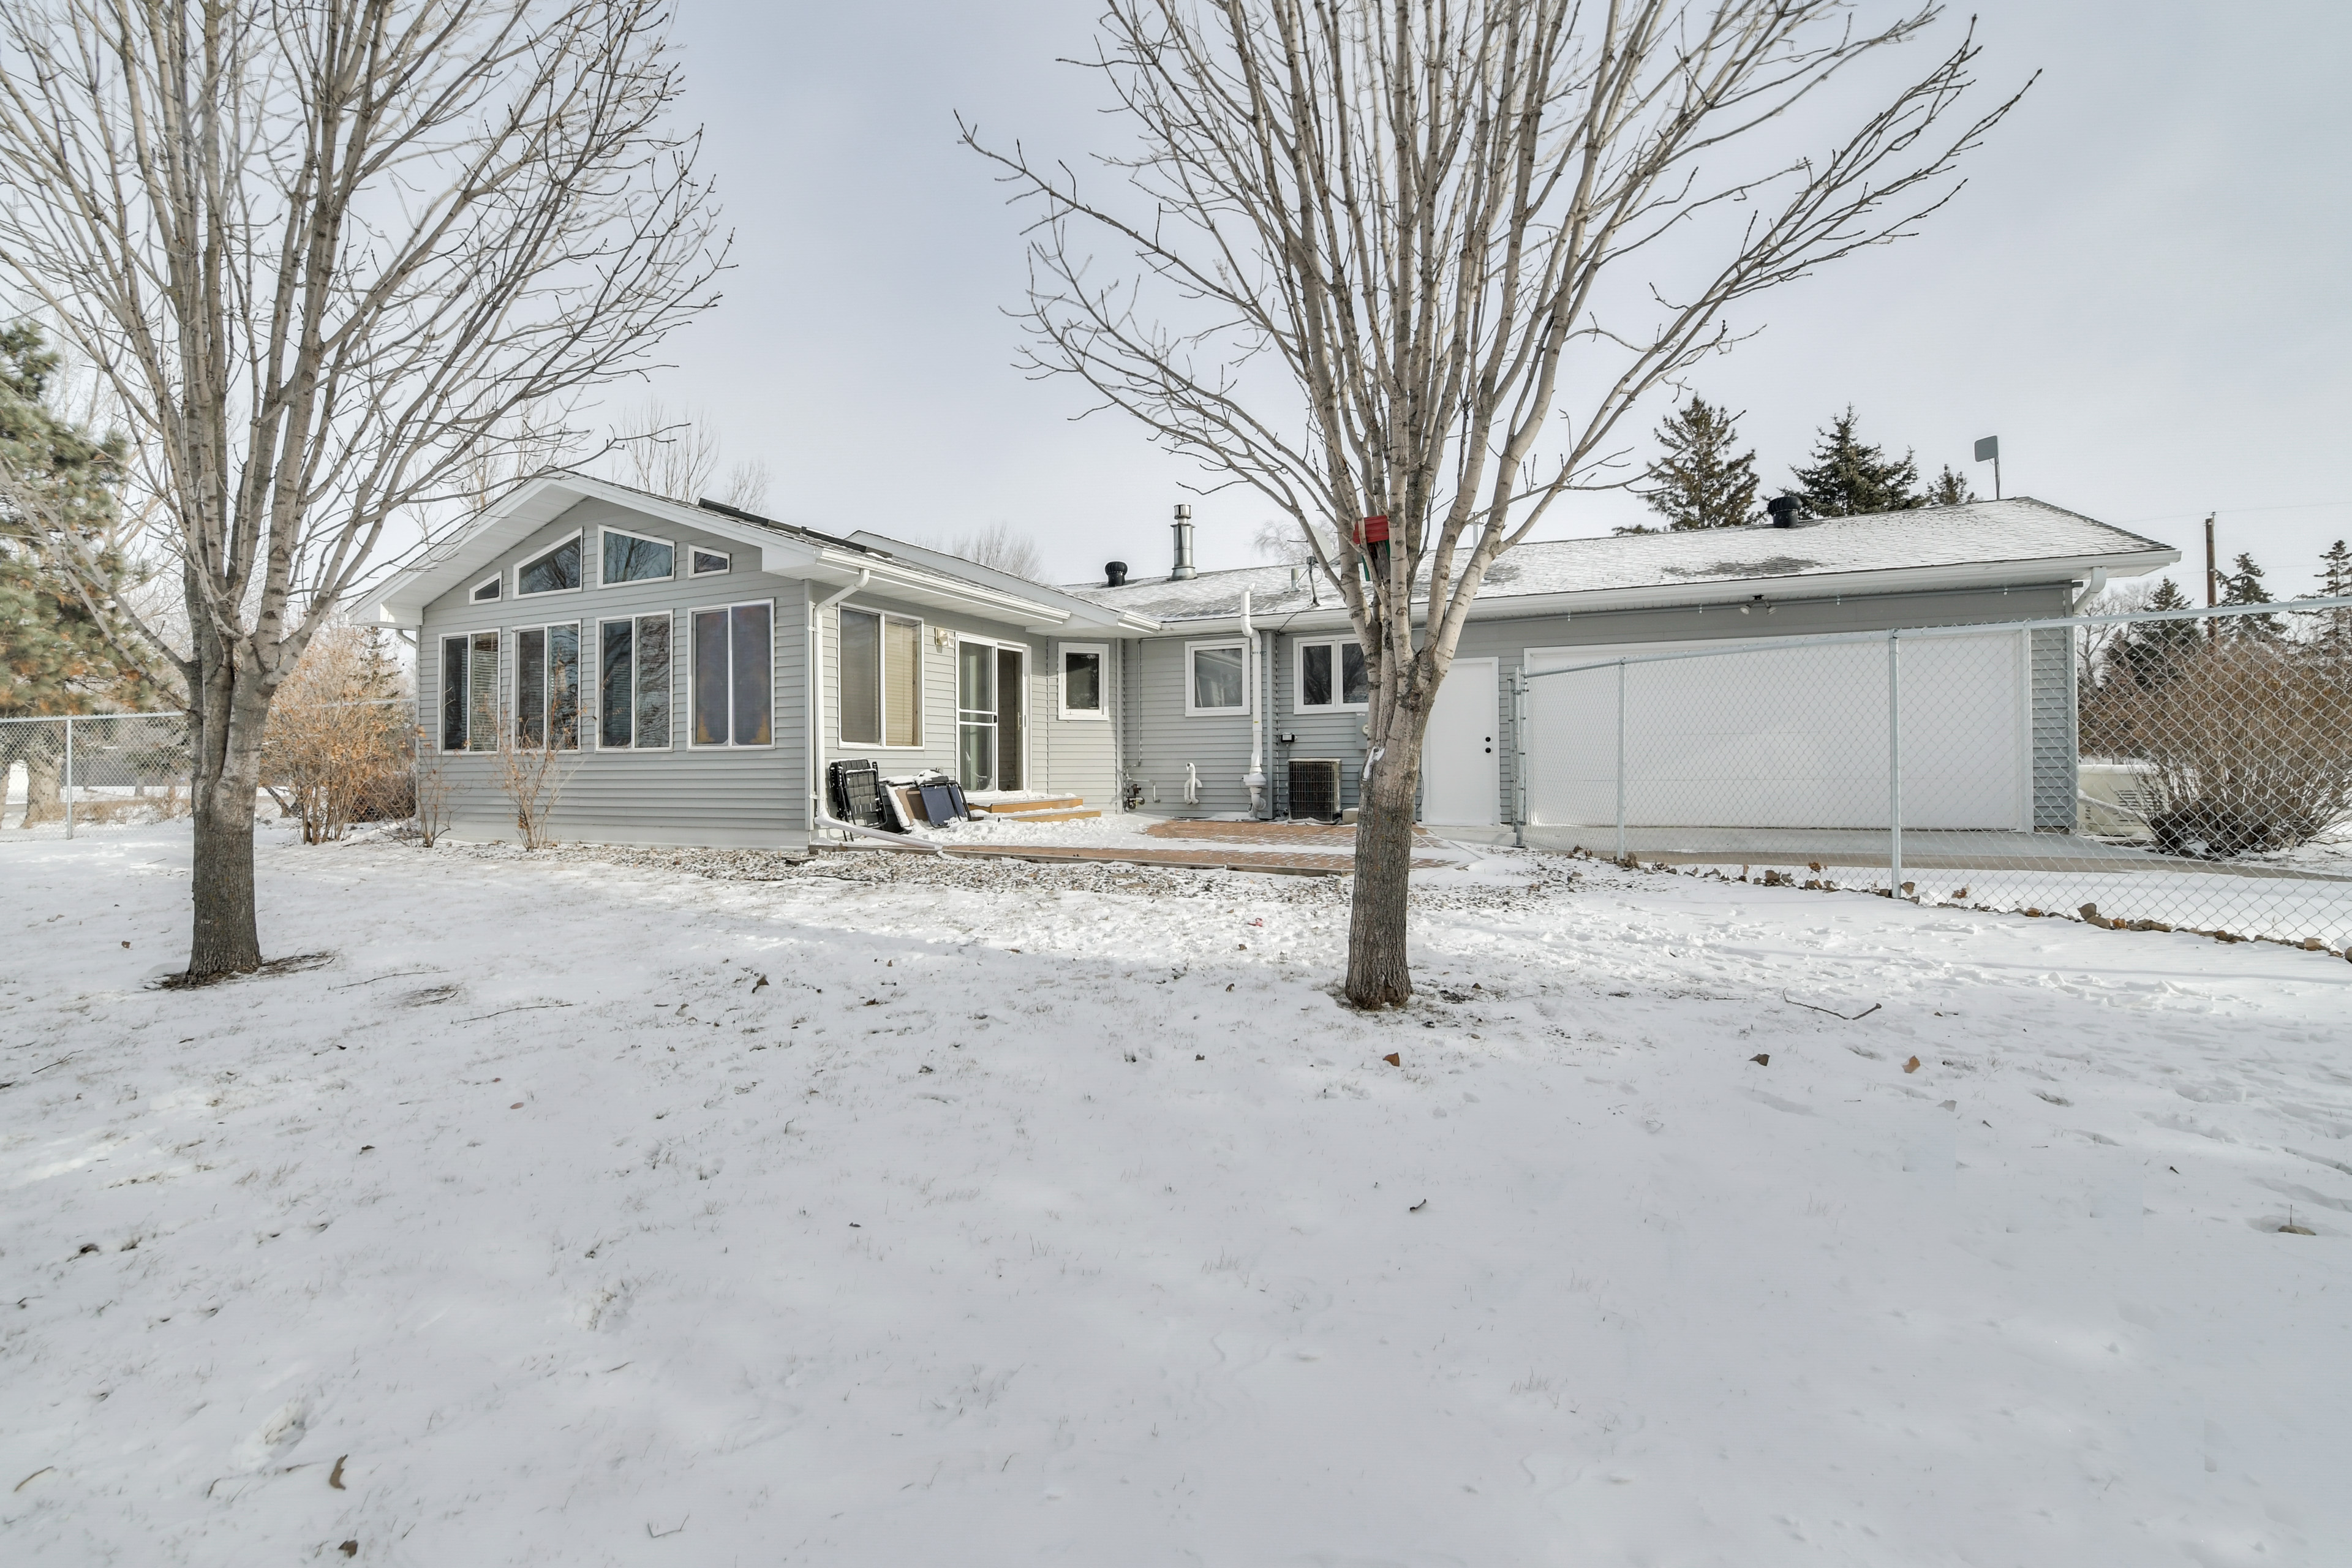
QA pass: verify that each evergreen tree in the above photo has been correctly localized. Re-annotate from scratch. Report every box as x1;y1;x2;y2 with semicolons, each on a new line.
1633;396;1761;530
2217;550;2279;639
2116;577;2202;687
0;322;151;717
1787;406;1923;517
2315;539;2352;664
1924;464;1975;507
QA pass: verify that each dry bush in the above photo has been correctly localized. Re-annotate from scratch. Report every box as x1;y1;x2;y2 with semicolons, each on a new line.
2082;641;2352;855
261;626;411;843
494;680;579;850
412;736;453;847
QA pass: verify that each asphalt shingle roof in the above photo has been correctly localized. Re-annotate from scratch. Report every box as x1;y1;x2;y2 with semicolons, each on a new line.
1060;498;2171;621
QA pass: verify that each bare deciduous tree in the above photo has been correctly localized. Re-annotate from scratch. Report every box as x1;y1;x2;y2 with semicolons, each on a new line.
967;0;2024;1005
0;0;725;976
934;521;1048;582
612;396;722;502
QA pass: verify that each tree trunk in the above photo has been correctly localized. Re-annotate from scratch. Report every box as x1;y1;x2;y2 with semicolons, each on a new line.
1345;733;1428;1008
20;737;64;827
187;663;269;978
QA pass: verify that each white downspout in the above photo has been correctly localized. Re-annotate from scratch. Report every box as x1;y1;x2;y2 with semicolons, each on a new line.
1241;589;1266;818
807;569;937;853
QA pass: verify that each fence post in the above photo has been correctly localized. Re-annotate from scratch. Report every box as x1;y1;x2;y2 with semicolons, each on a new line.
1509;668;1528;848
1615;657;1628;863
1887;631;1901;897
63;714;74;840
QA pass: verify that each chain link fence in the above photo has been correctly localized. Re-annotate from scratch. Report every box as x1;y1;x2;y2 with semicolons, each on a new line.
1;699;418;842
0;712;195;838
1515;596;2352;956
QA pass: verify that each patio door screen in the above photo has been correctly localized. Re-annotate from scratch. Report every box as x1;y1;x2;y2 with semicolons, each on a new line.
958;641;995;790
958;641;1027;791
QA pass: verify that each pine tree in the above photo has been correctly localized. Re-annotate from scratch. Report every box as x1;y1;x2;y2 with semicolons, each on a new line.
2315;539;2352;665
1787;407;1923;518
0;322;150;718
1924;465;1975;507
1633;396;1762;530
2116;577;2202;687
2217;550;2280;639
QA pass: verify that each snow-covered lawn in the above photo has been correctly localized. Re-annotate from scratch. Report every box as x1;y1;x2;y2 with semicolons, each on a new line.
4;825;2348;1566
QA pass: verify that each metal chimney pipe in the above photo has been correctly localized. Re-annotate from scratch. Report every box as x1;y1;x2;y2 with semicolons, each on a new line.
1170;503;1196;580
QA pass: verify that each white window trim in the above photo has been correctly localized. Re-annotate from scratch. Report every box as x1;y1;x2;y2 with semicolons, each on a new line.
836;603;927;750
1293;635;1369;712
440;627;502;753
687;545;733;578
467;571;503;605
511;620;583;752
686;598;777;749
1184;638;1252;717
593;611;676;752
1058;641;1109;721
512;529;585;600
598;525;676;587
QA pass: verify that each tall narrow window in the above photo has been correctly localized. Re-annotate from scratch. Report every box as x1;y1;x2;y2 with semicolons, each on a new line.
690;601;774;747
838;606;921;747
884;616;920;747
516;534;581;597
1297;638;1369;710
1060;644;1107;720
441;635;469;751
515;624;581;750
601;528;674;584
597;614;671;748
467;631;499;750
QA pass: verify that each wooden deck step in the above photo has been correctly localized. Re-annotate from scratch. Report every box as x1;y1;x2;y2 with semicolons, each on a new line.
981;794;1085;815
992;807;1101;823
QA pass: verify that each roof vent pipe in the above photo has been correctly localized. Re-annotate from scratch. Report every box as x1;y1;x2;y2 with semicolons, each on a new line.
1170;503;1196;580
1105;560;1128;587
1766;495;1801;529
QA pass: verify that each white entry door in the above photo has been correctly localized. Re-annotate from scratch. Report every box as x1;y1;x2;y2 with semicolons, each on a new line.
1421;657;1499;825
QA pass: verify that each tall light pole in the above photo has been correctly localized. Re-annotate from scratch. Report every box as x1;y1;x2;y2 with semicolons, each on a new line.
1973;435;2001;500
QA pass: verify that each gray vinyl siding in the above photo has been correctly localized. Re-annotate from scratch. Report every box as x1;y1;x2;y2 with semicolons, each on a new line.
417;498;810;849
1120;633;1259;815
1128;581;2084;827
2030;627;2078;830
1270;633;1369;816
819;590;1120;809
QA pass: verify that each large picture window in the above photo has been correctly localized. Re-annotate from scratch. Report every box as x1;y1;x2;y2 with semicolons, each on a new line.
515;533;581;597
515;624;582;750
1060;643;1107;720
1296;637;1369;710
440;630;500;752
690;601;774;747
600;527;674;585
597;613;673;749
1186;639;1250;716
839;606;922;747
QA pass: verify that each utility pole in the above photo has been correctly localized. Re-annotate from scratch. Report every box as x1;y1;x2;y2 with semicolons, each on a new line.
2204;512;2218;644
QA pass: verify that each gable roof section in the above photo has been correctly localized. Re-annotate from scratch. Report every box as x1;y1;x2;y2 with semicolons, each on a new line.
845;530;1163;634
1061;498;2179;627
354;473;1091;631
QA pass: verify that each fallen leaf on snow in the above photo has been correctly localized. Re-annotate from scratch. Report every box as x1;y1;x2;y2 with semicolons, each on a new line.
1903;1055;1921;1074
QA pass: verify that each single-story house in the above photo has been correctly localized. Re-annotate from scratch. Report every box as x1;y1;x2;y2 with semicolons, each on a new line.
356;475;2176;851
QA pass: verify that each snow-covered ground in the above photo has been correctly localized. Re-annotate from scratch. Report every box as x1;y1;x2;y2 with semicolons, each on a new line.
4;824;2350;1565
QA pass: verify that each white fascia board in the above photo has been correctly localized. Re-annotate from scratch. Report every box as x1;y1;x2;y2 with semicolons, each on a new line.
809;549;1076;631
1133;548;2182;636
844;530;1166;635
356;473;829;628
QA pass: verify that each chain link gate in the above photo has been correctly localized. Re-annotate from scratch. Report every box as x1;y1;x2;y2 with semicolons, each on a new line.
0;713;195;839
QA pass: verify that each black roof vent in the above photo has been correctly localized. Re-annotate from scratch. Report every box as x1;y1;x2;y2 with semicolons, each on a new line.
1766;495;1803;529
1105;560;1129;587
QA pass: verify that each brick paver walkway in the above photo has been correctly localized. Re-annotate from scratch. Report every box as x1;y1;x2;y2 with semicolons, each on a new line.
938;843;1445;877
1140;819;1436;846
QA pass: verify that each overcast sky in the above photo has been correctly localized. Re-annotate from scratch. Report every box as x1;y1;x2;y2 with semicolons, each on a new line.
641;1;2352;597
